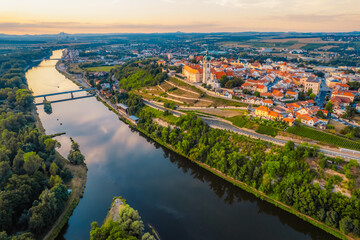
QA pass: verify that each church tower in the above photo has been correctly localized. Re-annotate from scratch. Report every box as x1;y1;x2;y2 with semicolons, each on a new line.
203;51;211;84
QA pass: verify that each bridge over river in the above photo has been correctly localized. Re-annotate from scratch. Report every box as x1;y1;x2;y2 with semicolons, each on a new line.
34;88;96;100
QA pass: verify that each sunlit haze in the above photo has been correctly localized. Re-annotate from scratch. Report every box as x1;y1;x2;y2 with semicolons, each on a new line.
1;0;360;34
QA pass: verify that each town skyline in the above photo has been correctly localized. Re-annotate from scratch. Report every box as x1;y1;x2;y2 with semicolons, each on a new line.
1;0;360;34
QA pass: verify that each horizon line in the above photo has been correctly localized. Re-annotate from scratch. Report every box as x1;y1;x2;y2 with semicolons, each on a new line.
1;30;360;36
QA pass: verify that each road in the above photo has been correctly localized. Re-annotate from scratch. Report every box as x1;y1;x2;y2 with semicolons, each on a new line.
144;100;360;160
202;117;360;161
316;78;329;107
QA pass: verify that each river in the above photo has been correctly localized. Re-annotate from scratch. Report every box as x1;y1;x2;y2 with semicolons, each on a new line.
26;50;337;240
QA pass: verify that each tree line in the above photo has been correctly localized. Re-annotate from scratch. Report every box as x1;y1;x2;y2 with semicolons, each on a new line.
0;49;72;240
136;109;360;237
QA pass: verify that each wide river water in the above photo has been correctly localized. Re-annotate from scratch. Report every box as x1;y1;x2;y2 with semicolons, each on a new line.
26;50;337;240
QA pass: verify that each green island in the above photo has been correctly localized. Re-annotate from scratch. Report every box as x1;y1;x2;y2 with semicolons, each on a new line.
0;49;87;240
96;60;360;240
90;197;156;240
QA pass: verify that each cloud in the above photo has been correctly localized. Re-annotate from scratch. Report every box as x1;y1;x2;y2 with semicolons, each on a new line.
0;21;219;33
266;13;360;23
202;0;281;8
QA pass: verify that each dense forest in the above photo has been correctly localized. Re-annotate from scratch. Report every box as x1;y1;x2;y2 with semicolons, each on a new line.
113;60;168;91
0;49;73;239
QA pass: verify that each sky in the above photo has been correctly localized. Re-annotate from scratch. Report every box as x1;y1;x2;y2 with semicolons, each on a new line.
0;0;359;34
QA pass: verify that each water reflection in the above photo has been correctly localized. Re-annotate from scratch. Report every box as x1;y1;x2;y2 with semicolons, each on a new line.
26;50;337;240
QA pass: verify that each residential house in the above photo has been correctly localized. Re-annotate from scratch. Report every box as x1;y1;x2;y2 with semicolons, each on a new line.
272;90;284;100
296;114;318;127
331;91;355;102
285;91;298;100
282;118;295;126
255;106;270;118
117;103;128;114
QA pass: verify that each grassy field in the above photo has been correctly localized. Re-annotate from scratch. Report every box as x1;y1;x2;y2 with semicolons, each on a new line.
286;125;360;150
328;119;346;134
169;77;203;94
85;65;120;72
256;125;278;137
67;63;84;74
248;40;298;48
228;116;258;130
142;105;179;124
205;95;247;107
301;43;328;51
228;116;286;135
196;109;247;118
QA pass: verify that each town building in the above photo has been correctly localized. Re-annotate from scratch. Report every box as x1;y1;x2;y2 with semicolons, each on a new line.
304;77;320;95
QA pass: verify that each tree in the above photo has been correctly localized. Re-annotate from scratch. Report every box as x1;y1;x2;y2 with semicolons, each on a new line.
0;232;8;240
90;221;136;240
309;93;316;99
325;101;334;114
70;138;80;151
316;110;326;119
49;175;62;188
23;152;43;175
15;89;33;110
60;168;73;183
353;220;360;237
325;210;339;228
118;205;144;238
0;162;12;188
348;81;360;91
44;138;60;154
49;162;58;176
307;88;313;96
11;232;36;240
254;91;260;97
298;91;306;100
67;139;85;165
68;151;85;165
339;217;354;234
142;233;156;240
12;150;24;174
342;105;356;120
219;75;229;88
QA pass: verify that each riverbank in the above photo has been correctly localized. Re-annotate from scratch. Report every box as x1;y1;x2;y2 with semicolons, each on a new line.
104;197;125;225
133;125;352;240
93;96;354;240
56;61;91;88
31;81;88;240
43;159;88;240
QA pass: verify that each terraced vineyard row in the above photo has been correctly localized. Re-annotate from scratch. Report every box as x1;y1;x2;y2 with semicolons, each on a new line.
286;125;360;150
